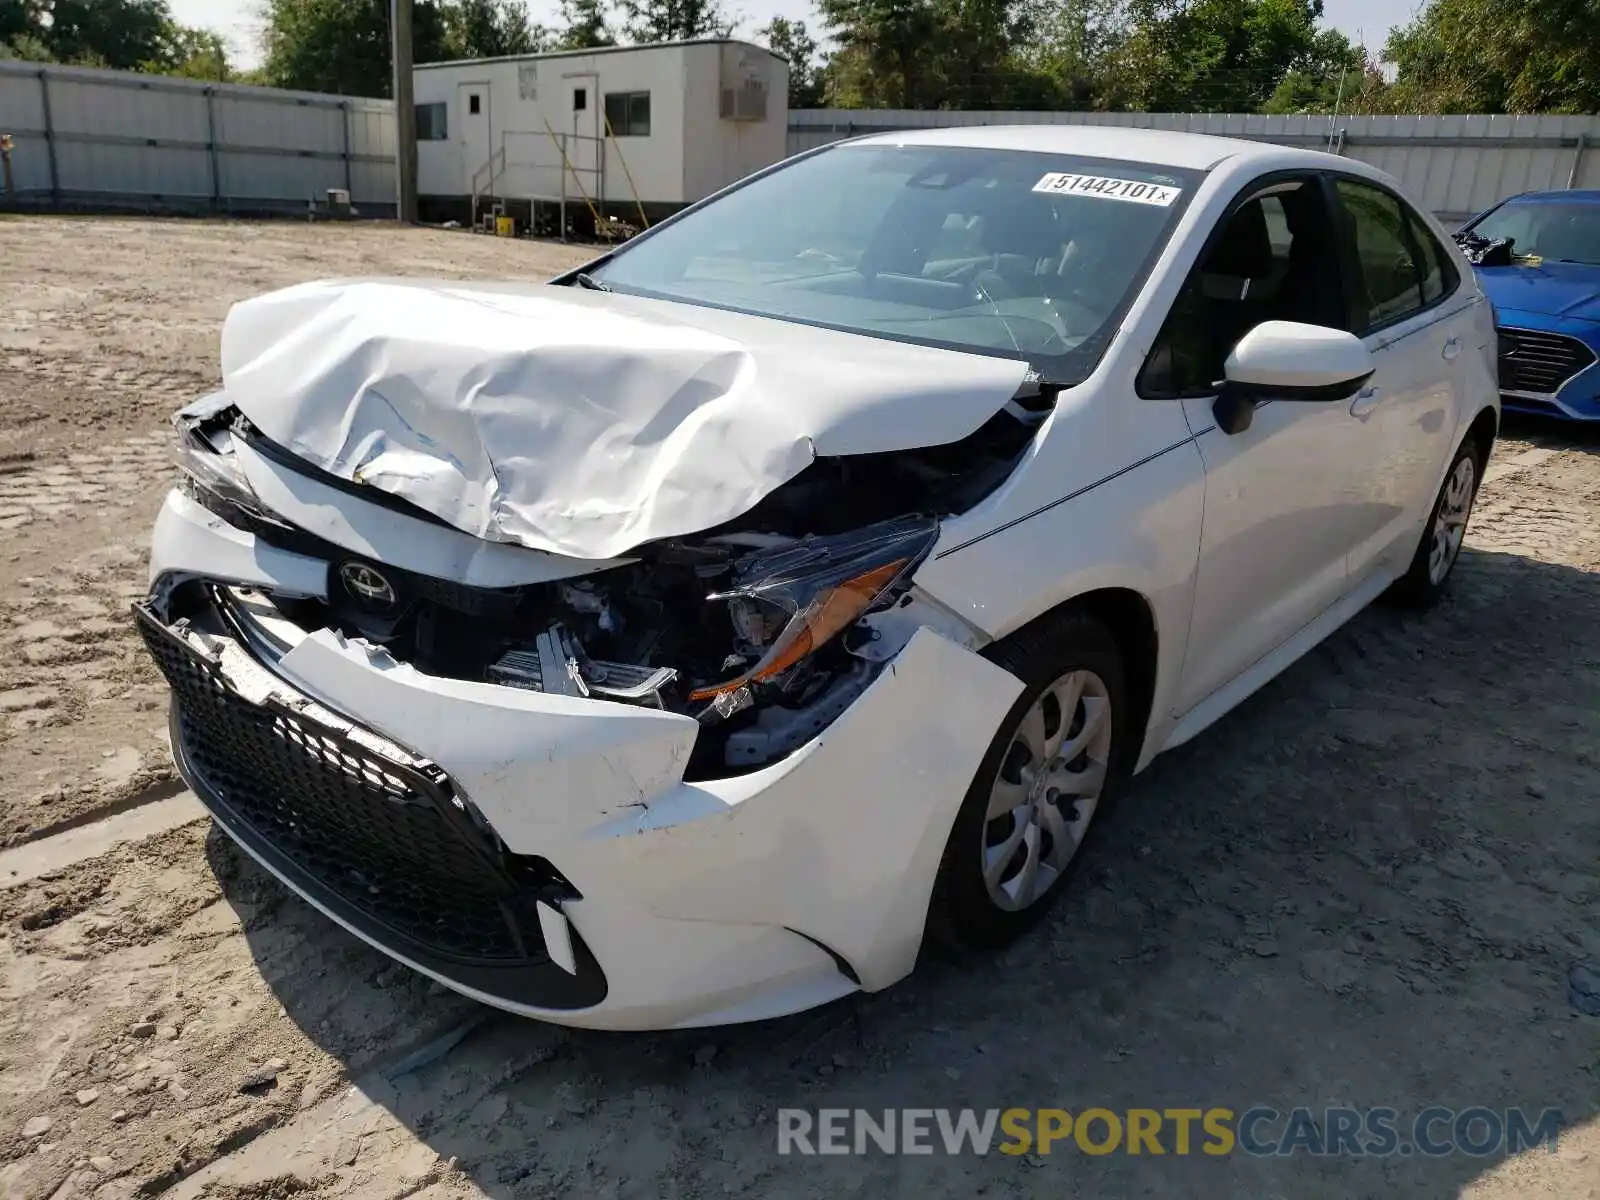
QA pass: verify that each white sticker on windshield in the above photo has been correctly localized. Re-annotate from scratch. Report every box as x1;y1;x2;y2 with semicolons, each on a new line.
1032;173;1182;206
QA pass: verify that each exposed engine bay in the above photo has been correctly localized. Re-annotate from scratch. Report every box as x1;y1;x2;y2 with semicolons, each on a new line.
169;395;1047;777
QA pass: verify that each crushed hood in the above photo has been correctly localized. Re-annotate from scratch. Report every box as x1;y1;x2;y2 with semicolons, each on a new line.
219;279;1030;560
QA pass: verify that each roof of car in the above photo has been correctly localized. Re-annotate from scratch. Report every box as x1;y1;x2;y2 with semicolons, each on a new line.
845;124;1352;172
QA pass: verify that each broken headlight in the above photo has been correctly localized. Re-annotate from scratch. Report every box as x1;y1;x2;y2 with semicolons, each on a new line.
691;515;939;709
171;414;283;531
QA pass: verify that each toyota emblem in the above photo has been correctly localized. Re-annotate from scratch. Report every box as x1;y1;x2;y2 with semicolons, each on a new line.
339;561;398;610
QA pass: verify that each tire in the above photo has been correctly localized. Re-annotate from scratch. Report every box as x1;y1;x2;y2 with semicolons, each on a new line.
1387;438;1484;609
929;607;1131;951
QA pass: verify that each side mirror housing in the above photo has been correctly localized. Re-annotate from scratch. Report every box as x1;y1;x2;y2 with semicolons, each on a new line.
1213;321;1376;435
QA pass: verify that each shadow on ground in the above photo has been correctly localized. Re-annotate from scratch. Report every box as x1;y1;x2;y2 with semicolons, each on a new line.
1503;410;1600;457
214;543;1600;1199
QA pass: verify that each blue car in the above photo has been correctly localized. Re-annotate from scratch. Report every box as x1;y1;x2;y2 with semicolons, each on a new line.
1459;189;1600;421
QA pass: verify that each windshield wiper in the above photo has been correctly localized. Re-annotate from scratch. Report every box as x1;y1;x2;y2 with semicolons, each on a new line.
573;272;611;292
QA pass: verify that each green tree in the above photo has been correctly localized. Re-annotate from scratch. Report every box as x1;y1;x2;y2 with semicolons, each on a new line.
1119;0;1333;112
1259;27;1371;113
0;0;44;47
1015;0;1136;109
1383;0;1600;114
820;0;1063;110
261;0;450;96
618;0;729;42
555;0;615;47
43;0;172;68
165;30;232;79
160;26;232;79
444;0;547;58
760;16;823;107
0;31;52;60
0;0;233;73
937;0;1033;108
818;0;942;107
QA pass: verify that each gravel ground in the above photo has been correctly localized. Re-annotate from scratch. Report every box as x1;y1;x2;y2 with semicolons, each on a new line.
0;216;1595;1200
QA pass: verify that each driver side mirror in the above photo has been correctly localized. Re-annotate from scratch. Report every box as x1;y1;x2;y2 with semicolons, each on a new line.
1213;320;1376;435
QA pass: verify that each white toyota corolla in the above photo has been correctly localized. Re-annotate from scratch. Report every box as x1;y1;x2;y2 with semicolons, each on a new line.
137;127;1498;1030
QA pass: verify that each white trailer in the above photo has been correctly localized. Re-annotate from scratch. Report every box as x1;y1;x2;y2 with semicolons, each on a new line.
413;39;788;233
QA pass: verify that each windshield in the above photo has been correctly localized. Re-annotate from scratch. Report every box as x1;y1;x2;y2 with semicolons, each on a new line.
587;143;1202;384
1469;199;1600;265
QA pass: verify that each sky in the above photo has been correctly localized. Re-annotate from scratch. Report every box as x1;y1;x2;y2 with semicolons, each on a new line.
176;0;1421;76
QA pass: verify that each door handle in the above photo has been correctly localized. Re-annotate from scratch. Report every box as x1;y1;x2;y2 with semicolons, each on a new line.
1442;337;1462;361
1349;386;1382;418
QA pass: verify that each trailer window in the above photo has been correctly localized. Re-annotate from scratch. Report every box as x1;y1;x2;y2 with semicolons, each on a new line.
416;103;447;141
605;91;651;137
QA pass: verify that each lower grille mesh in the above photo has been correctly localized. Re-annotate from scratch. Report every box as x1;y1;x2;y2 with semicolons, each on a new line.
134;605;546;966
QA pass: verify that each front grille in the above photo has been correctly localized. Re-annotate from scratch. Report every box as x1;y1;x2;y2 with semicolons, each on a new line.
1498;327;1596;394
133;604;545;967
181;478;523;619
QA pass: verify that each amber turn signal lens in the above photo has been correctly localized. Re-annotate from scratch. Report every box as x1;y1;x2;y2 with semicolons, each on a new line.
688;559;908;701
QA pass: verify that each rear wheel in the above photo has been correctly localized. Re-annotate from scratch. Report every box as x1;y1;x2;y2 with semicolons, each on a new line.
930;609;1129;949
1389;441;1482;608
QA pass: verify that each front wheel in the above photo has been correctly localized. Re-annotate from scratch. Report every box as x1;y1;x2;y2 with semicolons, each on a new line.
1388;441;1482;608
929;609;1129;950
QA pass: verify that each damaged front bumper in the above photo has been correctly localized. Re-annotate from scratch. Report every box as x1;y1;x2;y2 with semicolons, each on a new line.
141;489;1024;1030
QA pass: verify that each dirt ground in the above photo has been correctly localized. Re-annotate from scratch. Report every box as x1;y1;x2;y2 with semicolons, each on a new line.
0;215;1595;1200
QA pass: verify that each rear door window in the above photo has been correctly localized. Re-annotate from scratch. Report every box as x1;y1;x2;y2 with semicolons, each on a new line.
1335;179;1424;331
1334;178;1458;333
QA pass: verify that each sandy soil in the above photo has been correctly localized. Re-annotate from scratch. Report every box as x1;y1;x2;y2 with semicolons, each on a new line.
0;216;1595;1200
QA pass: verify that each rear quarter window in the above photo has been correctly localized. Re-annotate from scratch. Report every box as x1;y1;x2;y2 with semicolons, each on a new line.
1410;212;1459;304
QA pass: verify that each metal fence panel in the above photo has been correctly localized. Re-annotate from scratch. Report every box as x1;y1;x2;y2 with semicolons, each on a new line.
788;109;1600;218
54;138;210;197
350;103;396;160
349;158;396;207
347;102;397;206
0;65;44;128
0;68;51;193
48;75;208;141
0;60;397;213
218;151;336;204
215;92;344;157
